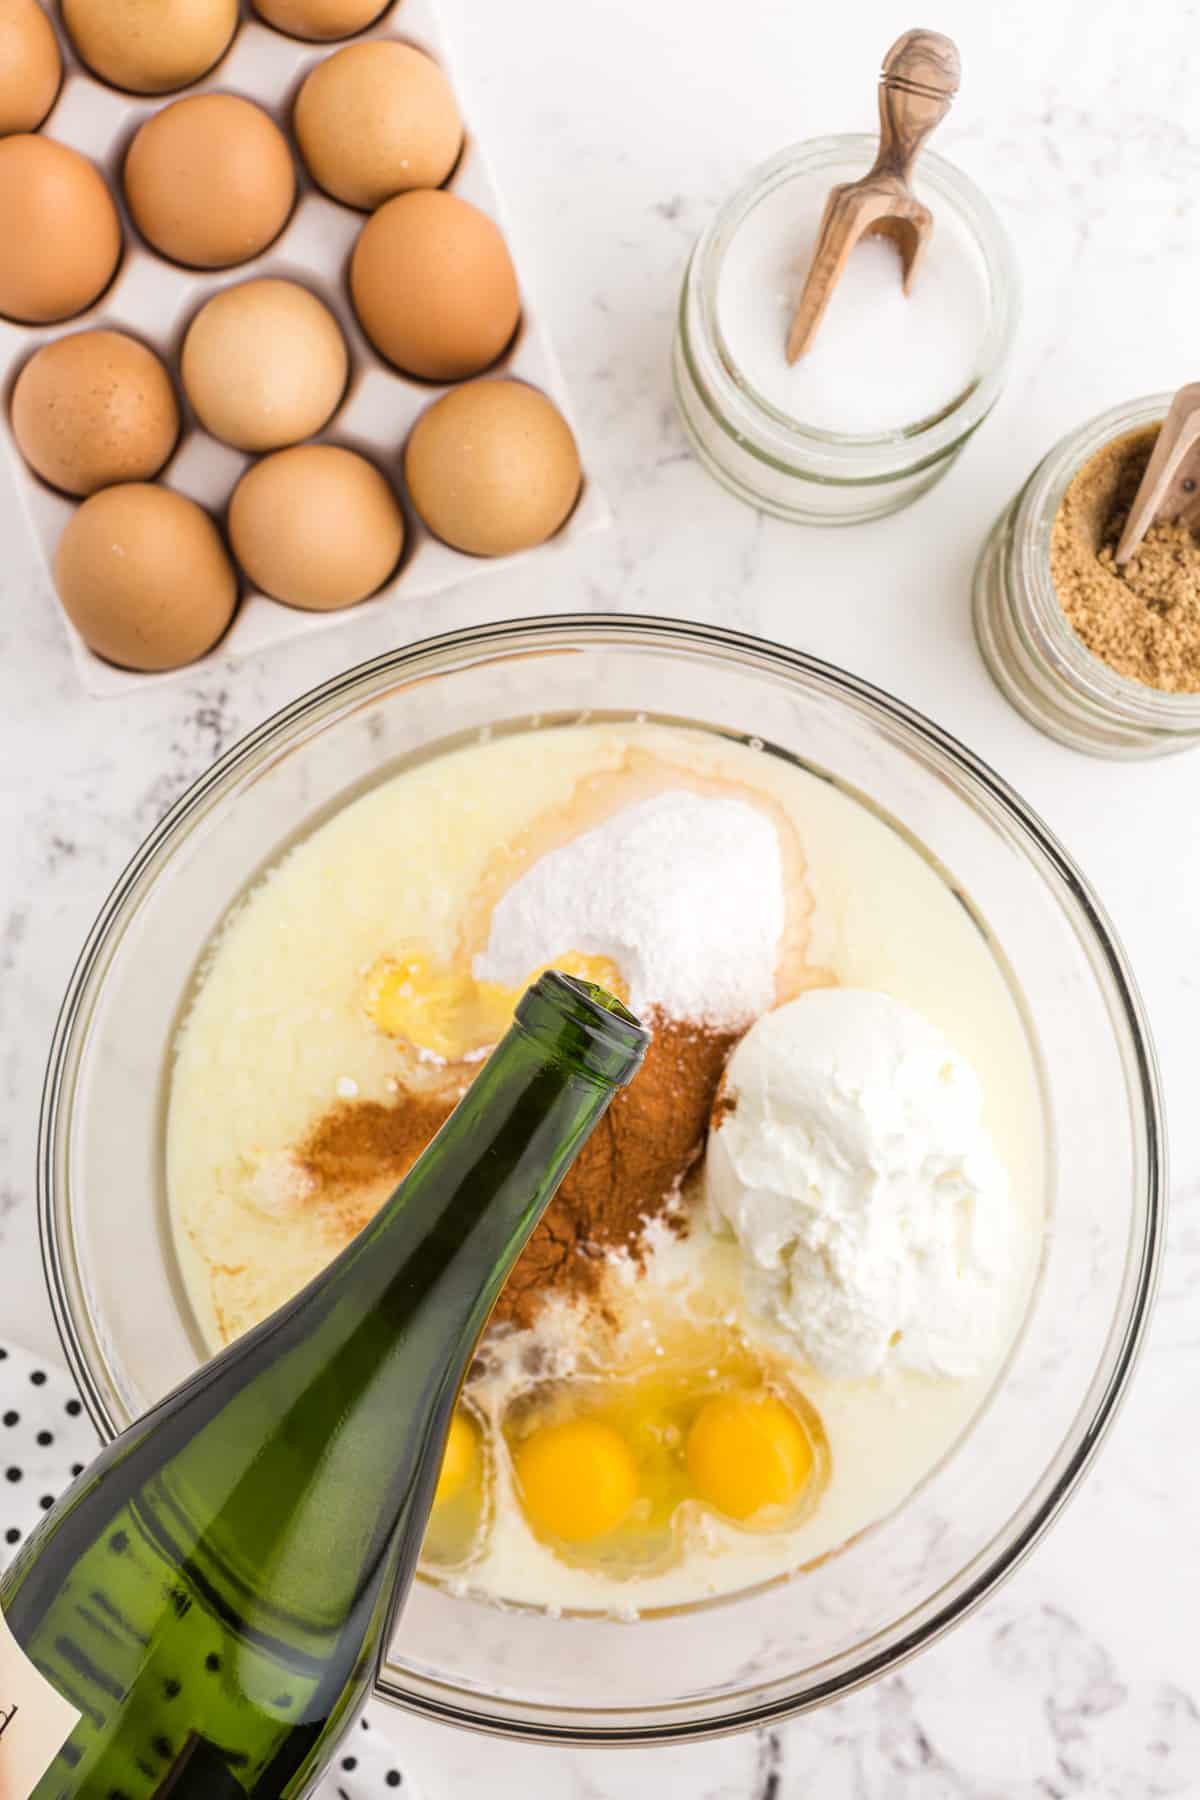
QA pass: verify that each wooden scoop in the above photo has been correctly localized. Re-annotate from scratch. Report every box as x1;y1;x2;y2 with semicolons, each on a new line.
785;29;961;364
1114;383;1200;563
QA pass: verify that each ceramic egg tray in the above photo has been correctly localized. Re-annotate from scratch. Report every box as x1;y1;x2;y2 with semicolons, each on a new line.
0;0;607;697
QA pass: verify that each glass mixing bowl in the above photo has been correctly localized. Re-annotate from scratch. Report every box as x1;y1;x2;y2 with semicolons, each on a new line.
39;616;1163;1744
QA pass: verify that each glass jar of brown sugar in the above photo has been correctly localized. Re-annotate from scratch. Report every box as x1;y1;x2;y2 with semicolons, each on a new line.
974;394;1200;758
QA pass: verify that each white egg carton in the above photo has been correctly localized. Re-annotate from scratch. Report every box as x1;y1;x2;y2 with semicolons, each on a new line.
0;0;608;698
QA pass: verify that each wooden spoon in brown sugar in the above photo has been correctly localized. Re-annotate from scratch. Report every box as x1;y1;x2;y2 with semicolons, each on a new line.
785;29;961;364
1114;382;1200;564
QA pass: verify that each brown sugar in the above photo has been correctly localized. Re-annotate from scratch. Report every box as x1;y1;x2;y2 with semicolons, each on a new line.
295;1013;740;1333
1050;424;1200;692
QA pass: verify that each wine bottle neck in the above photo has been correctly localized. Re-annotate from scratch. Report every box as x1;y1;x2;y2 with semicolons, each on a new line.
169;985;646;1635
333;1017;624;1340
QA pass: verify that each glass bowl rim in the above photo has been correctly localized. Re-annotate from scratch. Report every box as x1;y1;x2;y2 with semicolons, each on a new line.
37;612;1165;1745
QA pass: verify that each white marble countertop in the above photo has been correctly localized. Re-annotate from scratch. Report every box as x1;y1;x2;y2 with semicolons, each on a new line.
2;0;1196;1792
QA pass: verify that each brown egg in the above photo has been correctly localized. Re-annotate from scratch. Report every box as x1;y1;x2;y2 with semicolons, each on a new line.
294;42;462;211
0;0;61;134
181;279;347;452
350;190;519;381
229;445;404;610
250;0;388;39
12;330;179;496
124;95;295;270
62;0;238;95
405;380;581;557
0;136;121;323
56;484;237;670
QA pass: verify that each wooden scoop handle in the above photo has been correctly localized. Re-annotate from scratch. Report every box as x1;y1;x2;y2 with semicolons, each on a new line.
873;29;961;184
1114;382;1200;562
784;27;959;363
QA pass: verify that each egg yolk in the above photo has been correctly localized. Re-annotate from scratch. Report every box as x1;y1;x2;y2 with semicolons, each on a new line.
685;1392;813;1522
513;1416;639;1544
367;948;627;1062
368;953;511;1061
434;1410;478;1508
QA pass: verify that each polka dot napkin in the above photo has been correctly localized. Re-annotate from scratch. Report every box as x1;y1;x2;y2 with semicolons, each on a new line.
0;1339;418;1799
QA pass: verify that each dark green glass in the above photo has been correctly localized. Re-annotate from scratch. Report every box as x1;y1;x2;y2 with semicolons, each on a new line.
2;973;646;1798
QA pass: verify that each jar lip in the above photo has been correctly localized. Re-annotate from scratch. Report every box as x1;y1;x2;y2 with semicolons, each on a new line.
1014;393;1200;724
692;133;1020;455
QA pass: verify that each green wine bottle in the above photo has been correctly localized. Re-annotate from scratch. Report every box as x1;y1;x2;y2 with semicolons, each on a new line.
1;972;646;1798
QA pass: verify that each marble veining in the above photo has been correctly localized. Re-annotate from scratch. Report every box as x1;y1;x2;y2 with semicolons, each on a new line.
1;0;1195;1792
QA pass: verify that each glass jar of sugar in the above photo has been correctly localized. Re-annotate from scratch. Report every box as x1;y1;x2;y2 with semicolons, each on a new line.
973;394;1200;759
673;134;1019;525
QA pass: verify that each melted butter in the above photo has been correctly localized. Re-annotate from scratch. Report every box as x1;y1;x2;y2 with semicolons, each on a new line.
167;721;1044;1615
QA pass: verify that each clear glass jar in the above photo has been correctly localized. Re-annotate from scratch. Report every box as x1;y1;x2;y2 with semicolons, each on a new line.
672;135;1020;525
974;395;1200;758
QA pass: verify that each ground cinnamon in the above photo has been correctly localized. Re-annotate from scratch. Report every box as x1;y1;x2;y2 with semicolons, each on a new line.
298;1091;456;1189
493;1014;740;1329
295;1014;740;1332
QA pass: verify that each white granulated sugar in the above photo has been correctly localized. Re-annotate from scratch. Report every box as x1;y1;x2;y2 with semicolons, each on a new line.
717;170;989;435
474;790;784;1027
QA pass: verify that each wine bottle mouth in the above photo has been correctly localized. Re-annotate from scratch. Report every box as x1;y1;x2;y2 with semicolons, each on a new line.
515;970;648;1088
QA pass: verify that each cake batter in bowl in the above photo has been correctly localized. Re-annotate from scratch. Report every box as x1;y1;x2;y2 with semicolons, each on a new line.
39;616;1163;1742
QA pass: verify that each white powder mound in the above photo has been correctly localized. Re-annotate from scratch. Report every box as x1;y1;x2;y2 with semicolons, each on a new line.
706;988;1014;1380
474;790;784;1028
717;173;989;435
